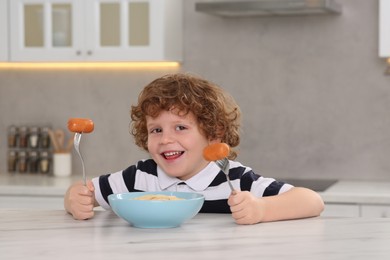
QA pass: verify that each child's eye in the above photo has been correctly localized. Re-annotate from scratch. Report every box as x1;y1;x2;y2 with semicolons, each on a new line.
176;125;187;131
150;128;162;134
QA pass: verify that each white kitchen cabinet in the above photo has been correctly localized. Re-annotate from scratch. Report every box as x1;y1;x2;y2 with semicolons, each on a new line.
9;0;182;62
0;0;8;61
380;0;390;57
322;203;360;217
361;205;390;218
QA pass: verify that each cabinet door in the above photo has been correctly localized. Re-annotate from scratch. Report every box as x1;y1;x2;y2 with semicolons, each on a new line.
10;0;84;61
361;205;390;218
0;0;8;61
84;0;182;61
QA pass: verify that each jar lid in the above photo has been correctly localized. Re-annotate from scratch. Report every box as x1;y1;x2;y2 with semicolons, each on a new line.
19;126;28;132
29;126;40;133
28;151;38;157
18;151;27;157
8;125;18;132
40;151;49;157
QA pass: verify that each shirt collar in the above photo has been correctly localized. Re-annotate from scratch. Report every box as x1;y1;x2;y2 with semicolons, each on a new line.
157;162;220;191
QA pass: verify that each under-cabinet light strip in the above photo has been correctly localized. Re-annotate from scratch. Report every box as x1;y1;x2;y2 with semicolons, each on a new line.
0;62;180;70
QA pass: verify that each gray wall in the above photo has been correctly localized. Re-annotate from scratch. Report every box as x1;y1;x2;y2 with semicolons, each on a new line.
1;0;390;181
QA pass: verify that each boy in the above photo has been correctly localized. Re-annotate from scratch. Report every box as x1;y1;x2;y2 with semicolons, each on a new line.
65;73;324;224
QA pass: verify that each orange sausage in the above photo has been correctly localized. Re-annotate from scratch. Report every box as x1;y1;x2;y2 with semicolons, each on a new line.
67;118;94;133
203;143;230;161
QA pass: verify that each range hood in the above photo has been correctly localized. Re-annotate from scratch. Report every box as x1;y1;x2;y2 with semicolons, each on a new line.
195;0;342;17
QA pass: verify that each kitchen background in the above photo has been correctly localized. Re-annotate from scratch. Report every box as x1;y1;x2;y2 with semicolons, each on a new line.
1;0;390;182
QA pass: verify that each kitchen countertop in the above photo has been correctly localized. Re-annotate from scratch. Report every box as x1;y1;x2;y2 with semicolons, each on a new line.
320;180;390;205
1;210;390;259
1;173;390;205
0;173;78;196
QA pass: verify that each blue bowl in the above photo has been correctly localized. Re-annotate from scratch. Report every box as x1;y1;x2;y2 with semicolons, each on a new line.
108;191;205;228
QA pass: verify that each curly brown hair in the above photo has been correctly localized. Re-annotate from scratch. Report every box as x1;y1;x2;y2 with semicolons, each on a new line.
130;73;241;159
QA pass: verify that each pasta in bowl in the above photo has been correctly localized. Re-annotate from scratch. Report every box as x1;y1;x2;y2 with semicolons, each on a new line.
108;191;205;228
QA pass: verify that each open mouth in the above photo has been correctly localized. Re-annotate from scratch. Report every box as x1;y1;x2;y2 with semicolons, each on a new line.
162;151;184;160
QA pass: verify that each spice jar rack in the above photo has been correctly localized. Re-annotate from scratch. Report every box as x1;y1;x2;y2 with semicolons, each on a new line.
7;125;53;174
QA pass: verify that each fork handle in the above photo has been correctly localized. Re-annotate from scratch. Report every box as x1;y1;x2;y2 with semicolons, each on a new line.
74;133;86;186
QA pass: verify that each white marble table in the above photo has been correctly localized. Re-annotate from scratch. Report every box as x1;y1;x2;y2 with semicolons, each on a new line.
1;210;390;260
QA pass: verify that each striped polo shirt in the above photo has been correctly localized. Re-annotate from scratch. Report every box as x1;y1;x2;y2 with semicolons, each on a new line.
92;159;293;213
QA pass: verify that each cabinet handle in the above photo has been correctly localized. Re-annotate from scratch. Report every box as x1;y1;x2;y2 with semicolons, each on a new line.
76;50;82;56
87;50;93;55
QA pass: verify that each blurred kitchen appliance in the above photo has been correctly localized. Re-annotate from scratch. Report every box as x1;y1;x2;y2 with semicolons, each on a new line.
195;0;342;17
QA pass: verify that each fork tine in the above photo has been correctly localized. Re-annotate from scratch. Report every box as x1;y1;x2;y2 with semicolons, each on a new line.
215;158;234;192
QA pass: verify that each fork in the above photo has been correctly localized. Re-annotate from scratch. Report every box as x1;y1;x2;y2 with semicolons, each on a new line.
215;158;234;192
73;133;86;185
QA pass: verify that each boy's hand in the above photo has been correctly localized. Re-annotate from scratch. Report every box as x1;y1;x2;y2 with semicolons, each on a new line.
228;191;265;225
64;180;95;220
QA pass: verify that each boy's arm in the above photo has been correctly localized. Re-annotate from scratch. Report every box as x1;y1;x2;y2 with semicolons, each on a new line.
260;187;324;221
228;187;324;224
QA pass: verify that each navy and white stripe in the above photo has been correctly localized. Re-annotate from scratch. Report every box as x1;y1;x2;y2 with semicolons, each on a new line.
92;159;293;213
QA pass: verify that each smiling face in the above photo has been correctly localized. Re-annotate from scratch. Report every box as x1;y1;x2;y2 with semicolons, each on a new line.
146;109;218;180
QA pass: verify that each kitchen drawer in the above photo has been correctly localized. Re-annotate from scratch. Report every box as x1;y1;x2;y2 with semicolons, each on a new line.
361;205;390;218
322;203;360;217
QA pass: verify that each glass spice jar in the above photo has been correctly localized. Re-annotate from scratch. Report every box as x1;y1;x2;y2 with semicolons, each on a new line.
28;126;40;149
39;151;51;174
40;127;51;149
8;125;18;148
17;151;28;173
28;151;39;173
7;150;18;172
18;126;29;148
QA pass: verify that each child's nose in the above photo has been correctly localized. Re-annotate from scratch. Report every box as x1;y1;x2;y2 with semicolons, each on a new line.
159;131;175;144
